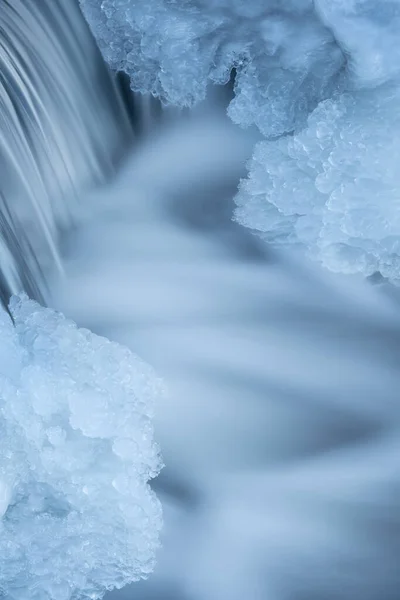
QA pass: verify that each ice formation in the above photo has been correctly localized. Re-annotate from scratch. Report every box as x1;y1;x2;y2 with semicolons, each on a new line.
79;0;345;137
0;295;163;600
235;86;400;279
79;1;400;137
80;0;400;280
233;1;400;280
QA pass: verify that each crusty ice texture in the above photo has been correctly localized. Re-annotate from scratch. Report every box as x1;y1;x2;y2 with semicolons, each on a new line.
235;86;400;280
79;0;344;137
79;1;400;137
0;294;163;600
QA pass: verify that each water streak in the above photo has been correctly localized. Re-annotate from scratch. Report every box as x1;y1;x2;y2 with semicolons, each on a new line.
0;0;132;305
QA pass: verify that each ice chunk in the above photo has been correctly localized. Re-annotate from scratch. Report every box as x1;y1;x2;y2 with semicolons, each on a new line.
79;0;344;137
0;294;163;600
79;1;400;138
235;85;400;280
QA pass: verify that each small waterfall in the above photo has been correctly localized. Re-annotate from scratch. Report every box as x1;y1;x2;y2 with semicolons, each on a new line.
0;0;132;306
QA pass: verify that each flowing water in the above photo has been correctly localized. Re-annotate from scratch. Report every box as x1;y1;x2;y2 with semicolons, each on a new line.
0;0;131;306
1;2;400;600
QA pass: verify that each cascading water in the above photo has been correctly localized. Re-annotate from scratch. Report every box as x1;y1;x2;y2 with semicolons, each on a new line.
1;2;400;600
0;0;132;306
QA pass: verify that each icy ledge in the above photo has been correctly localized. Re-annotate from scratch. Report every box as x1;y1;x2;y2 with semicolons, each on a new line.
0;294;163;600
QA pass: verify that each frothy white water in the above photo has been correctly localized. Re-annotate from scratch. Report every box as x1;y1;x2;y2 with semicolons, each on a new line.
51;104;400;600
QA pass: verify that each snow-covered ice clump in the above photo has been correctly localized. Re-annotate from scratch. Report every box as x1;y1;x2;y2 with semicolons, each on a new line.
80;0;400;280
79;0;400;137
234;1;400;280
235;86;400;280
0;295;163;600
79;0;345;137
